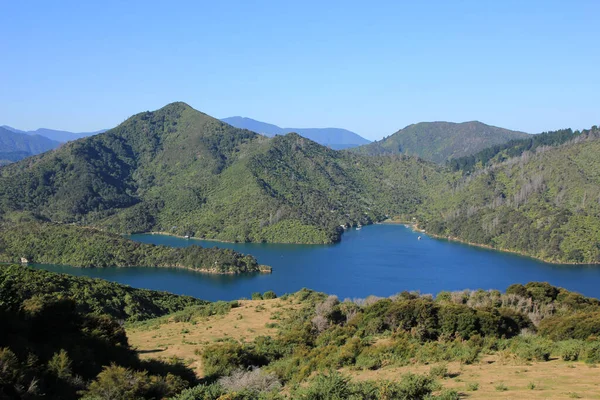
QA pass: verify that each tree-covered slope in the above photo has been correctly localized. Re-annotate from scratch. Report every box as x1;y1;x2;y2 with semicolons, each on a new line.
448;127;590;173
0;102;448;244
0;264;204;321
0;265;199;399
420;128;600;263
0;221;266;273
353;121;529;163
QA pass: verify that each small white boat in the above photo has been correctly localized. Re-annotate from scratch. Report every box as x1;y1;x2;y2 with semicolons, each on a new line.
417;236;421;240
356;225;362;230
184;235;190;239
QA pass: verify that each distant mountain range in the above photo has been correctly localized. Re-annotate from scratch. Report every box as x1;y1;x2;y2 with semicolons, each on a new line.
1;125;106;143
352;121;529;163
221;116;370;149
0;127;61;165
0;125;106;164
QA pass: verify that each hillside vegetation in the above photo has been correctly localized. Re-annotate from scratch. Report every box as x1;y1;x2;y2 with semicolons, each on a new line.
0;265;200;399
3;263;600;399
0;102;448;244
352;121;528;163
0;264;204;321
448;127;590;173
130;282;600;399
0;221;266;273
420;128;600;264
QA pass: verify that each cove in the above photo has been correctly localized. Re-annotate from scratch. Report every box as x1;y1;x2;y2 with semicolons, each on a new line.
31;225;600;301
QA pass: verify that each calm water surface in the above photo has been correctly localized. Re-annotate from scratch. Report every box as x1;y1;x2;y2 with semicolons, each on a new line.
32;225;600;301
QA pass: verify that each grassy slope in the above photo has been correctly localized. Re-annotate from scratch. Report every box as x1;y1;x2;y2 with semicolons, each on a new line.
353;121;529;163
420;132;600;263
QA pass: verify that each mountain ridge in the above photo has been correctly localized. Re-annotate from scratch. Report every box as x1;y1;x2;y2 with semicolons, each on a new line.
0;126;61;164
2;125;106;142
221;116;370;149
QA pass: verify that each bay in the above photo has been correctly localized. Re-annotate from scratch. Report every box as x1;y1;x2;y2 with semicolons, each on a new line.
32;225;600;301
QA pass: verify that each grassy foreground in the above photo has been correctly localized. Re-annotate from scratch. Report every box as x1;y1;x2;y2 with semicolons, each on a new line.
124;284;600;399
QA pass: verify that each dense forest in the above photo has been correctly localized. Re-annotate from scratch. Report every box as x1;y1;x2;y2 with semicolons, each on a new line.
420;127;600;264
351;121;528;163
0;222;267;273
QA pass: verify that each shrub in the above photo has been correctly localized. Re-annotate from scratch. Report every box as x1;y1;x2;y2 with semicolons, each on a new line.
436;389;460;400
428;363;448;378
557;340;584;361
201;342;265;378
169;383;225;400
218;367;281;393
252;293;264;300
466;382;479;391
263;291;277;300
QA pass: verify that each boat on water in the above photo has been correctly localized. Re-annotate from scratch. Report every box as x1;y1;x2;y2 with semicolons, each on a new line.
356;224;362;230
417;236;421;240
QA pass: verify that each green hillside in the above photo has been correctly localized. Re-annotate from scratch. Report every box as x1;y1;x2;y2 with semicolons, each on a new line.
353;121;529;163
0;102;447;244
0;221;265;273
420;128;600;263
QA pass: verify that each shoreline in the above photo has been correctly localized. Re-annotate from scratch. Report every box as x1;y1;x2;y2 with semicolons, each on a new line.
4;260;271;275
412;224;597;266
139;223;595;267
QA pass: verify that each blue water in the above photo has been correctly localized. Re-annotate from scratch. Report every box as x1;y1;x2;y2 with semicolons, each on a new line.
32;225;600;301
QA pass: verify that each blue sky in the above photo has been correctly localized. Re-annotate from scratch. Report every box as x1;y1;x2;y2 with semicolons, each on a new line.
1;0;598;140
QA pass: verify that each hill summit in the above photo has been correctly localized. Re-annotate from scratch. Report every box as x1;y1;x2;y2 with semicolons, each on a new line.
353;121;528;163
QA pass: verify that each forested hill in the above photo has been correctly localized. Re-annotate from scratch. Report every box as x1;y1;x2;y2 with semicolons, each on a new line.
0;102;448;244
352;121;529;163
420;127;600;264
0;222;265;273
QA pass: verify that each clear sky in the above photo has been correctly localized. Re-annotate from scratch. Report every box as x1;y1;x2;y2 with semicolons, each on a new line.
1;0;599;140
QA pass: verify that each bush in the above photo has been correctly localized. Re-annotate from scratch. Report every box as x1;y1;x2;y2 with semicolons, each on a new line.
557;340;584;361
169;383;225;400
436;389;460;400
218;367;281;393
428;363;448;378
263;291;277;300
252;293;264;300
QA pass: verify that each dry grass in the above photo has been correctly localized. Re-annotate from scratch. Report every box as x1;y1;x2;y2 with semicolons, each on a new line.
128;299;600;398
345;356;600;399
126;298;298;376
